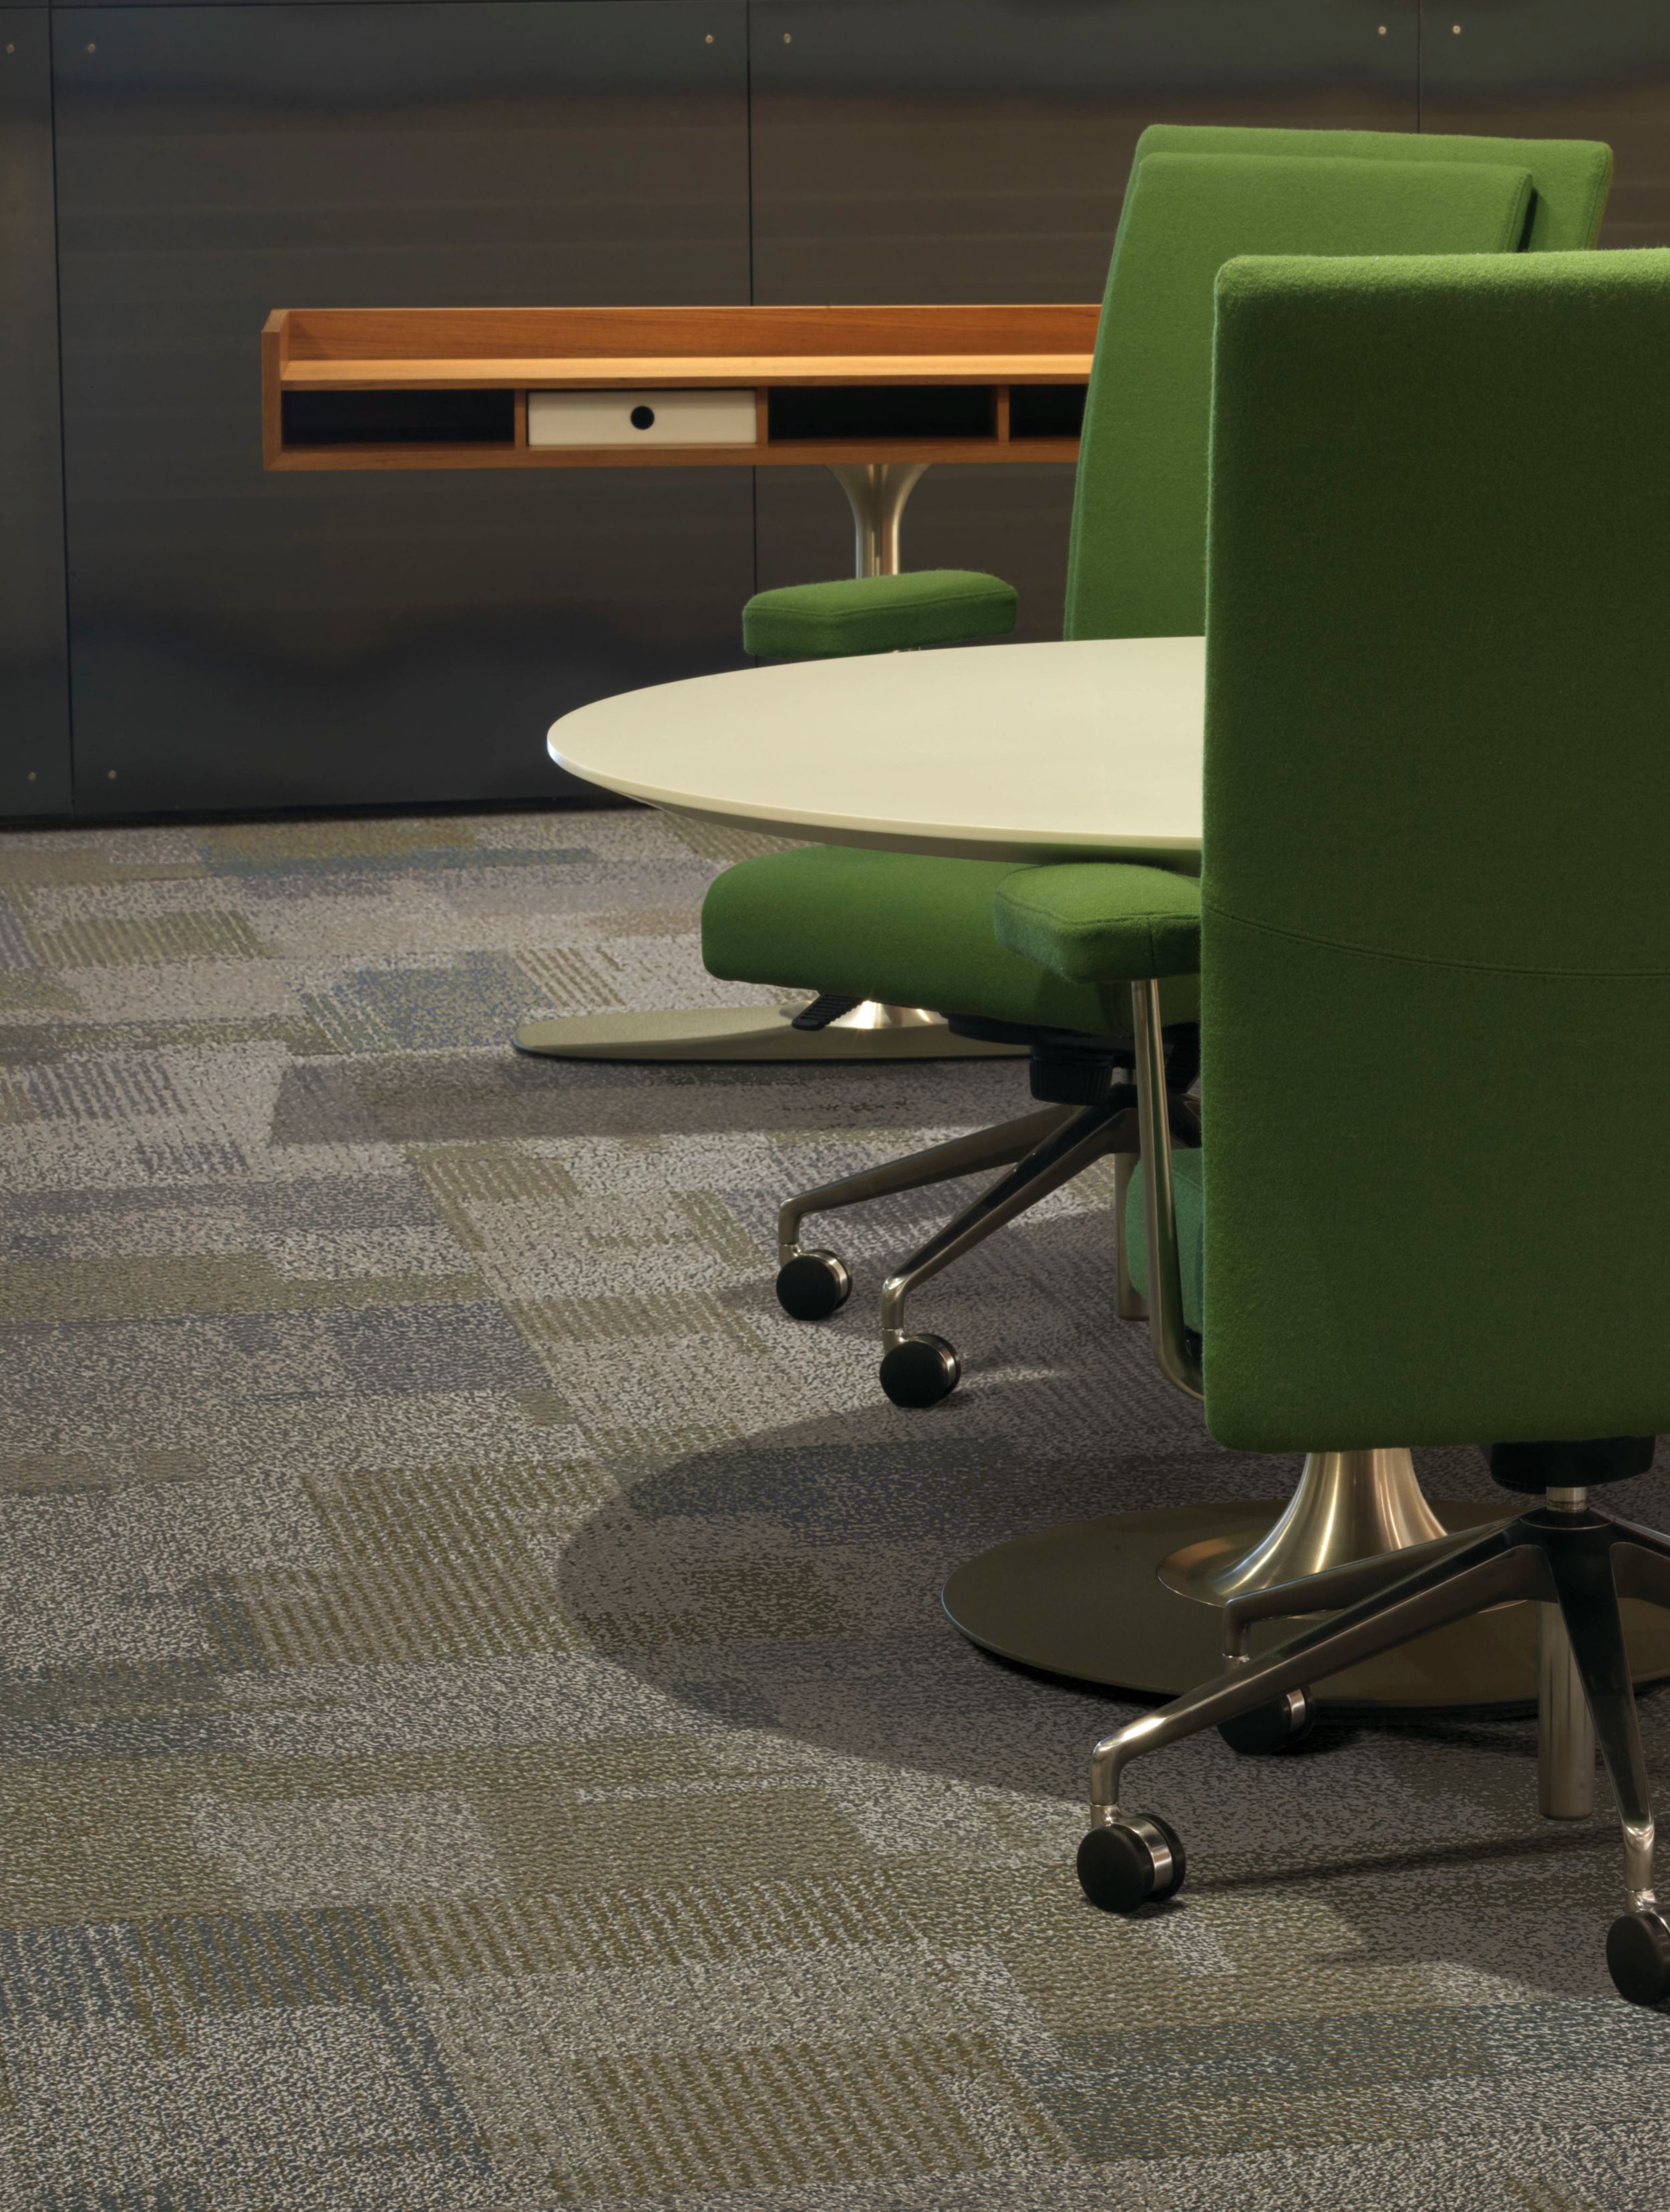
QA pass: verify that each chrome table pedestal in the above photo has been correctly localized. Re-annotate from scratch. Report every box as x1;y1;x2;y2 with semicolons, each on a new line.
514;461;1019;1066
944;1447;1670;1715
828;459;927;582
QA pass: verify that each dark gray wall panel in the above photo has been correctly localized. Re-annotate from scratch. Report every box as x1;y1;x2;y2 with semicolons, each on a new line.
752;0;1420;305
751;0;1418;638
0;15;72;813
1422;3;1670;248
54;2;752;815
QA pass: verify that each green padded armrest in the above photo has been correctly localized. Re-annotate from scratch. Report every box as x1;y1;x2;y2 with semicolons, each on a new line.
742;570;1018;660
993;863;1202;982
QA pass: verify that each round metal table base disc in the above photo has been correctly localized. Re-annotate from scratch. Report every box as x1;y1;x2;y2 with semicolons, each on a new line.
511;1007;1022;1063
942;1501;1670;1716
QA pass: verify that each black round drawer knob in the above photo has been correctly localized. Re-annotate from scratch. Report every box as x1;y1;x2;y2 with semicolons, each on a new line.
630;405;656;431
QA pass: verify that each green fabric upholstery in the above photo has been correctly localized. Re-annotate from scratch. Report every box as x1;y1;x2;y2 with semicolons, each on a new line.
993;863;1202;982
1199;247;1670;1453
743;570;1018;660
1063;151;1534;642
1134;124;1611;255
700;844;1198;1034
1124;1153;1204;1334
703;128;1611;1034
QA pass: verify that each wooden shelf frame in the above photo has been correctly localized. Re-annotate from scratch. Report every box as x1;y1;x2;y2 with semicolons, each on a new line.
262;303;1096;472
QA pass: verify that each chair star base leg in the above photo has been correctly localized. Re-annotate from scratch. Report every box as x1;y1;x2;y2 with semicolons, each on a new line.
1072;1497;1670;2006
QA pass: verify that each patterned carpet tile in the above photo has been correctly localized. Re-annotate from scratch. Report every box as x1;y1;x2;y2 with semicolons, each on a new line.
0;805;1668;2210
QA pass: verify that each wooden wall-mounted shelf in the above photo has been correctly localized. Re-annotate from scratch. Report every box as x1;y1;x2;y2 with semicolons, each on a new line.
261;304;1097;472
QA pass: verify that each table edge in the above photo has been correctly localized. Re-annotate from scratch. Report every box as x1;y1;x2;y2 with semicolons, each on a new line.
548;741;1202;865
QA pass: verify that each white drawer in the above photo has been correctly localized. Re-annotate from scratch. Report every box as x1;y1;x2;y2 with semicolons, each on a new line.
527;387;757;447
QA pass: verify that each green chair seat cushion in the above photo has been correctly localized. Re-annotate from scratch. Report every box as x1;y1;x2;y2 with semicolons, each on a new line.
742;571;1019;660
993;862;1202;980
1124;1150;1204;1334
700;844;1199;1035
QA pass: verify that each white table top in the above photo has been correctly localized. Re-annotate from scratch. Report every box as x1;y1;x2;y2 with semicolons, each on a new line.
547;635;1205;864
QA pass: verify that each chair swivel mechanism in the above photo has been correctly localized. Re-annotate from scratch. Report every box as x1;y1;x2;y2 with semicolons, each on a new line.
705;124;1613;1409
1011;244;1670;2003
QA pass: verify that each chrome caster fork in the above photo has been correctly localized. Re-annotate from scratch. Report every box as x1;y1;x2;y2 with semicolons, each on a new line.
878;1332;961;1409
775;1249;851;1320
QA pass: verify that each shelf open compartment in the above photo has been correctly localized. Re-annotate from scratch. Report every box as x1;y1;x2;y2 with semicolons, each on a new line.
766;383;999;443
1009;382;1087;441
281;387;516;449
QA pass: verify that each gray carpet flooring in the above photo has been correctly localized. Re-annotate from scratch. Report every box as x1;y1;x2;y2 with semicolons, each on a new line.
1;803;1668;2209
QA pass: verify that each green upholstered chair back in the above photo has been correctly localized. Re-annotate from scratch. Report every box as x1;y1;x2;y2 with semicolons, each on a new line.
1133;124;1613;254
1062;125;1612;644
1200;247;1670;1455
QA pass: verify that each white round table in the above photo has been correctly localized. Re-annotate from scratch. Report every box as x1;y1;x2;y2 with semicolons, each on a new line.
546;635;1206;864
516;637;1204;1065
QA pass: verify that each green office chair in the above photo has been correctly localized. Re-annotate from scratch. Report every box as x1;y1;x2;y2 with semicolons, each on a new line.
703;125;1613;1410
1004;246;1670;2005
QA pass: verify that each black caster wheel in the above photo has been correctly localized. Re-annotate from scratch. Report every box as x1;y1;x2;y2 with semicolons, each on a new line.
1077;1815;1187;1914
1607;1911;1670;2005
879;1334;961;1408
1216;1685;1315;1757
776;1250;852;1322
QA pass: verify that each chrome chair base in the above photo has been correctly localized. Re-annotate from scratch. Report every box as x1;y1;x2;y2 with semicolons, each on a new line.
1081;1493;1670;2005
776;1097;1141;1406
